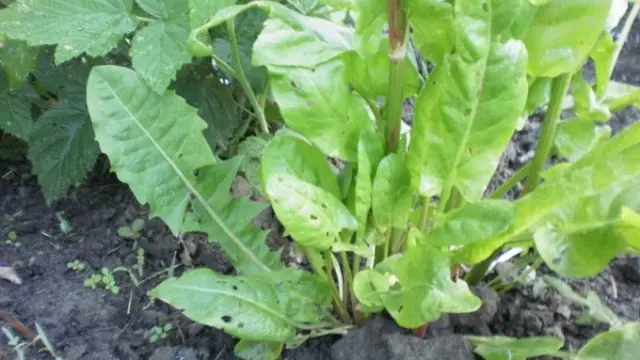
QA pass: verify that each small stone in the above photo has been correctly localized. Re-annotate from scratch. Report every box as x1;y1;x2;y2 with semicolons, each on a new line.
556;304;572;320
383;334;476;360
148;346;209;360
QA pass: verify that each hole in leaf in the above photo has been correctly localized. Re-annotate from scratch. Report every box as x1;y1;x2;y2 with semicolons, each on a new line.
221;315;232;323
300;329;311;336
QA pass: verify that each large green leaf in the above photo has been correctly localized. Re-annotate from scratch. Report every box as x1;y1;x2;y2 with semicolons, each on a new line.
252;4;356;68
371;153;412;232
380;246;481;328
457;122;640;264
131;0;192;93
576;323;640;360
150;268;332;342
406;1;528;201
263;172;357;250
408;0;454;64
261;132;341;198
0;0;137;64
87;65;214;233
0;38;38;88
267;59;372;160
87;65;280;274
354;0;386;55
347;40;421;99
520;0;612;77
183;159;284;274
0;86;33;140
468;336;564;360
427;200;515;247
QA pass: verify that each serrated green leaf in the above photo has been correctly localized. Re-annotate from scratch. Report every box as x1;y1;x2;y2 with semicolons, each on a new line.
262;132;341;198
183;159;283;275
382;246;481;328
87;65;215;234
150;268;332;342
555;118;611;162
576;323;640;360
428;200;515;247
131;3;192;94
27;103;101;202
212;7;268;92
0;0;137;64
457;122;640;264
408;0;454;64
0;86;33;140
407;3;528;201
0;39;38;88
267;59;372;161
263;172;357;250
468;335;564;360
234;340;283;360
174;62;240;151
521;0;612;77
189;0;238;29
135;0;185;19
371;153;412;232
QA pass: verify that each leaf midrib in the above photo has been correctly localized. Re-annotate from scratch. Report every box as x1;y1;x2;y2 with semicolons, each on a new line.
98;72;272;273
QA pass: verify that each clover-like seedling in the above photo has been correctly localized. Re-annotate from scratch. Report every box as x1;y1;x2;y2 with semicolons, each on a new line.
67;260;86;271
148;323;172;343
118;218;146;239
84;267;120;294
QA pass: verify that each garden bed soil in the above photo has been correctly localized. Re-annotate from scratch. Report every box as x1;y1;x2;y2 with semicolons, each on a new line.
2;11;640;360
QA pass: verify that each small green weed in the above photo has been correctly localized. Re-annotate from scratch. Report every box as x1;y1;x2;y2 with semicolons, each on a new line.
148;323;172;343
66;260;86;272
84;267;120;294
118;218;145;240
4;231;20;247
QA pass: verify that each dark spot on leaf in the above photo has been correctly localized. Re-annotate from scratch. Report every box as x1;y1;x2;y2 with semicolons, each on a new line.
321;203;327;209
291;81;299;88
432;80;436;85
221;315;232;323
178;153;183;158
325;232;330;237
397;305;404;312
238;322;244;328
481;2;488;12
300;329;312;336
310;214;318;220
232;285;238;291
193;169;200;177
